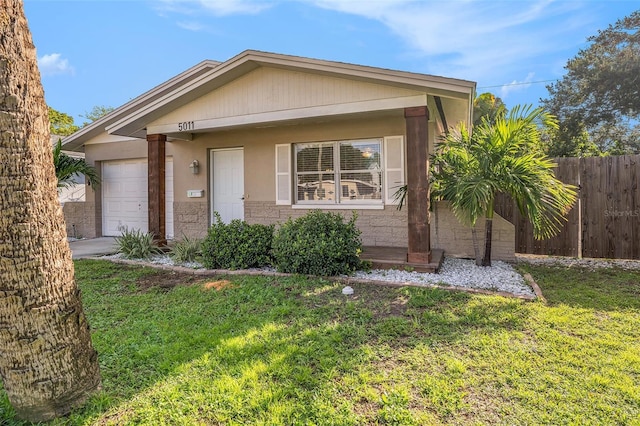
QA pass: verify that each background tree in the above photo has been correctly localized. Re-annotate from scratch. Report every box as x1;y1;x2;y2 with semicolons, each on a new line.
81;104;114;126
48;106;79;136
0;1;101;421
539;117;601;157
542;10;640;155
473;92;507;127
432;106;576;266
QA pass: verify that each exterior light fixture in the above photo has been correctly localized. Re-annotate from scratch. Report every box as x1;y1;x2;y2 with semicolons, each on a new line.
189;159;199;174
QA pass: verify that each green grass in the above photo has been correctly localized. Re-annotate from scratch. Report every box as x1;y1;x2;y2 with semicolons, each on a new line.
1;260;639;425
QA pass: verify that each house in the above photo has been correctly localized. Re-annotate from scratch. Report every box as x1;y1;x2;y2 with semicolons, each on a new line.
62;50;515;262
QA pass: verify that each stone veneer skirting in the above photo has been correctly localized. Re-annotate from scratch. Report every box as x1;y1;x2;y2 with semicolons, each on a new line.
62;202;97;239
430;202;515;262
173;201;210;239
63;199;515;261
245;201;516;261
245;201;408;247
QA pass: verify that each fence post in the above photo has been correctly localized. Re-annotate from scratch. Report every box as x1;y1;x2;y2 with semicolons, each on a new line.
577;158;582;259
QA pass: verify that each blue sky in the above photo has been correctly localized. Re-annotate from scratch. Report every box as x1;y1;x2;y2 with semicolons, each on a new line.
24;0;639;123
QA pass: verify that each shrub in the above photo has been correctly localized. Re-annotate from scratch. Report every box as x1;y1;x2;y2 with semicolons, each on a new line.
169;235;202;264
272;210;362;276
201;212;274;270
115;227;162;259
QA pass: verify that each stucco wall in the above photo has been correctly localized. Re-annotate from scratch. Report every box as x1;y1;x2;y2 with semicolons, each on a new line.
168;114;410;203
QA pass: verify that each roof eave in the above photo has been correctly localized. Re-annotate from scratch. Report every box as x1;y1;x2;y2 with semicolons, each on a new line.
107;50;476;139
61;59;222;151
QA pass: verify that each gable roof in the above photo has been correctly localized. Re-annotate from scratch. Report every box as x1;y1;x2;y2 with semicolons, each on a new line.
63;50;475;151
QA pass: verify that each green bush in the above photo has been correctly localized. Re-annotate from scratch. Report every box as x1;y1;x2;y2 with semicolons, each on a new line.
201;212;274;270
115;227;162;260
169;235;202;264
272;210;362;276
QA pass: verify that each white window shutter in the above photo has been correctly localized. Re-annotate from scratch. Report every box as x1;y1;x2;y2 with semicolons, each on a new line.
384;136;405;205
275;144;292;205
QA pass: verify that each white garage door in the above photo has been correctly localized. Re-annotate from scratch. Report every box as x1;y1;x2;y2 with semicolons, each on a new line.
102;158;174;238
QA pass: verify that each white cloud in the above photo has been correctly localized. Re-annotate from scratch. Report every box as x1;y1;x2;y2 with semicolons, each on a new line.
197;0;272;15
177;20;205;31
152;0;597;93
305;0;588;84
158;0;272;17
500;72;536;99
38;53;74;76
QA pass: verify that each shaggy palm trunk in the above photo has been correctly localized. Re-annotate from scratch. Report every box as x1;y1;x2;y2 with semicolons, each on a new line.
481;200;494;267
0;1;101;422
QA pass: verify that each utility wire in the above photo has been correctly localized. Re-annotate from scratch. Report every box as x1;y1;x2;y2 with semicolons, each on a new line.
478;79;558;89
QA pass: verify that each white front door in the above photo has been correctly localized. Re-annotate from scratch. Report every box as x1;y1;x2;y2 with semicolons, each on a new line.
211;148;244;224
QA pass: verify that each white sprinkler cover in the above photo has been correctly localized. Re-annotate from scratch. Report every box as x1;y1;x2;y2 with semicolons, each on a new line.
342;286;354;295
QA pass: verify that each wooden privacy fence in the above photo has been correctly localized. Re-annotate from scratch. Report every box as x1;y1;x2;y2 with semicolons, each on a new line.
495;155;640;259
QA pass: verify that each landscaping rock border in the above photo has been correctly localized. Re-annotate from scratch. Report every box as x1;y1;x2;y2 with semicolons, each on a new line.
98;254;537;301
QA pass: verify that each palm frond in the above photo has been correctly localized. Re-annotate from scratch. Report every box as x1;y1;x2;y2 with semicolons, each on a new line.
53;140;100;189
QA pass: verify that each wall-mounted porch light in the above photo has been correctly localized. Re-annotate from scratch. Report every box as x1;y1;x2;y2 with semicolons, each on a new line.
189;159;199;174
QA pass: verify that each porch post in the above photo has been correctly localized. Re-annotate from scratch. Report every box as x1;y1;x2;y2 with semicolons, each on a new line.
147;133;166;246
405;106;431;263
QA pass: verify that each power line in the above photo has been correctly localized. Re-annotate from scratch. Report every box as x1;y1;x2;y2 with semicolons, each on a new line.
478;79;558;89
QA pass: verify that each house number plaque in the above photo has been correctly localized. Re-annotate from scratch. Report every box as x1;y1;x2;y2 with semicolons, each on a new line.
177;121;195;131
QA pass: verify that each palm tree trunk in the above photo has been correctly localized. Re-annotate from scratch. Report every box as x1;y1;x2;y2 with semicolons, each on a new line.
481;199;494;267
481;218;493;266
0;1;101;422
471;225;482;266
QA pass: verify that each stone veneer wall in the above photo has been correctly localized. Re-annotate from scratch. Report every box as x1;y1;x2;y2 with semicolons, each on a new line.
62;202;97;239
173;201;209;239
431;202;515;261
245;201;408;247
245;200;516;261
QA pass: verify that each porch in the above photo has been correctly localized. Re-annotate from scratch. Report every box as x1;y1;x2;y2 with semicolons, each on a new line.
361;246;444;273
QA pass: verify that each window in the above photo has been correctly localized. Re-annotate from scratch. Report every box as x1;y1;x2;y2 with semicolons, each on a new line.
295;138;383;204
275;136;404;207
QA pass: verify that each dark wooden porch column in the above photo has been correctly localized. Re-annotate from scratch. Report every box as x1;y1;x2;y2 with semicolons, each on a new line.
147;133;166;246
405;106;431;263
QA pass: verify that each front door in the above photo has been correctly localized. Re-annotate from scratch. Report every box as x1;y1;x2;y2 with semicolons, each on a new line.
211;148;244;224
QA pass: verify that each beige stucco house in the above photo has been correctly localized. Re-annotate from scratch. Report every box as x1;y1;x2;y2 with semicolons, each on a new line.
62;50;515;262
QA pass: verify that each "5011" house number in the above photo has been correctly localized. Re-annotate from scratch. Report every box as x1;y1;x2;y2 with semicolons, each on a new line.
177;121;195;131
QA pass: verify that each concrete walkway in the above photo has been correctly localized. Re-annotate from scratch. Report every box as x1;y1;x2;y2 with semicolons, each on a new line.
69;237;118;259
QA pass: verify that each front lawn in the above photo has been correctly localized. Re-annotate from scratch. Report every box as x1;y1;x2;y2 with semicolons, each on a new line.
1;260;639;425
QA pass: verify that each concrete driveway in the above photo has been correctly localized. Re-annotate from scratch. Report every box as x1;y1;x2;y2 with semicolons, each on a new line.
69;237;118;259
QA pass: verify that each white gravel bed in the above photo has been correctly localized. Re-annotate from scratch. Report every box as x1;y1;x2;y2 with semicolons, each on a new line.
516;254;640;271
101;253;534;297
102;253;205;270
355;257;535;297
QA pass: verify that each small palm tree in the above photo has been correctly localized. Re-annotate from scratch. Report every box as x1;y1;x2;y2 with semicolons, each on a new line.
433;105;577;266
52;139;100;189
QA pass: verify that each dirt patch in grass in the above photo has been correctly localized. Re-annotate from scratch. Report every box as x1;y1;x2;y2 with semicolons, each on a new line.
203;279;235;291
136;270;201;291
